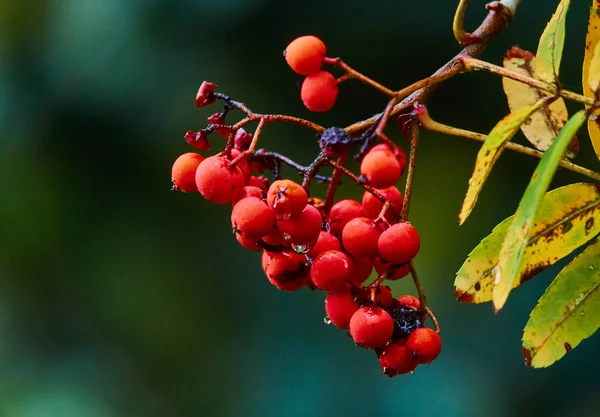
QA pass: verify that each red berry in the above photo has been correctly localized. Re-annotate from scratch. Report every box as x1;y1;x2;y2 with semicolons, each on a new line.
407;328;442;363
325;285;360;329
310;250;353;292
307;231;341;258
171;153;204;192
328;199;363;236
342;217;381;258
263;250;309;292
380;342;418;375
378;222;420;264
360;149;401;188
249;175;270;193
277;204;323;245
373;257;410;280
284;35;326;75
267;179;308;219
362;186;403;220
230;149;252;181
195;156;245;204
350;256;373;284
371;143;406;176
231;197;275;239
236;233;260;251
375;285;393;308
301;71;338;112
262;227;287;247
232;185;264;206
397;295;421;310
349;307;394;348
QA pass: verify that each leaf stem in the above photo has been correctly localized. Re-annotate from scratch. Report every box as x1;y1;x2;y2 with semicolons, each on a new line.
453;0;471;46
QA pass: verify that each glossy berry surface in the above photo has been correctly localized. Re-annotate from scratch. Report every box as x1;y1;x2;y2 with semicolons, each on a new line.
277;204;322;245
307;231;341;258
231;197;275;239
328;199;363;236
267;179;308;219
195;156;245;204
349;307;394;348
380;342;418;376
378;222;420;264
407;327;442;363
171;153;204;192
360;148;402;188
342;217;381;258
324;285;360;329
285;35;326;75
263;250;309;292
362;186;403;220
310;250;353;291
301;71;339;112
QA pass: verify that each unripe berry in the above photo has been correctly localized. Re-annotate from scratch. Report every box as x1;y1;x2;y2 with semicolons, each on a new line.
407;327;442;363
232;185;264;206
373;257;410;280
328;199;363;236
267;179;308;219
277;204;323;245
325;285;360;329
342;217;381;258
263;250;309;292
360;149;401;188
195;156;245;204
350;256;373;284
378;222;420;264
310;250;353;292
284;35;326;75
380;342;418;375
231;197;275;239
362;186;403;220
307;231;341;258
397;295;421;310
301;71;338;112
171;153;204;192
349;307;394;348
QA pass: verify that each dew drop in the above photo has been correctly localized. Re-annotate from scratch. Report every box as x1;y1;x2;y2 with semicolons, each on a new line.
410;370;416;374
590;113;598;121
283;233;291;240
589;264;595;270
324;316;332;325
492;267;501;285
581;311;585;316
292;244;309;254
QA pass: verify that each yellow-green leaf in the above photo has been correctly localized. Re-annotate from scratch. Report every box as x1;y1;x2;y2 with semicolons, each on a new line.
458;99;547;225
455;183;600;303
535;0;570;84
502;47;576;158
587;41;600;93
493;110;588;312
522;238;600;368
582;0;600;160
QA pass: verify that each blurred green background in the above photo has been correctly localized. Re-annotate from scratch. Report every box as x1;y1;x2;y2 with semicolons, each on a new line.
1;1;600;416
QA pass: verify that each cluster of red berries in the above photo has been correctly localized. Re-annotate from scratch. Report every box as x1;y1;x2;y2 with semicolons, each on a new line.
170;35;442;377
284;35;339;112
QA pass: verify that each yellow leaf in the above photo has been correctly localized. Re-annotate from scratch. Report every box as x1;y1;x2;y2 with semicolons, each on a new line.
582;0;600;160
535;0;570;84
458;99;547;225
503;47;577;158
455;183;600;304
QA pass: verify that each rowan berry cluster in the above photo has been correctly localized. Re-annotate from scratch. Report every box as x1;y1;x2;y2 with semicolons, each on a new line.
170;35;441;376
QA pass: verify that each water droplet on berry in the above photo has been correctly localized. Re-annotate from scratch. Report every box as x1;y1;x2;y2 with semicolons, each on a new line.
409;370;416;374
292;244;309;254
324;316;332;325
283;232;291;240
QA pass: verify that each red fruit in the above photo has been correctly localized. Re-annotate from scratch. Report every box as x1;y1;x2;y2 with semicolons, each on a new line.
349;307;394;348
380;342;418;375
325;285;360;329
310;250;353;292
371;143;406;176
171;153;204;192
378;222;420;264
232;185;264;206
231;197;275;239
350;256;373;284
407;328;442;363
236;234;260;251
342;217;381;258
360;149;401;188
267;179;308;219
328;199;363;236
262;227;287;247
195;156;245;204
307;231;341;258
301;71;339;112
373;257;410;280
249;175;270;193
277;204;323;245
375;285;393;308
397;295;421;310
362;186;403;220
263;250;309;292
284;35;326;75
230;149;252;181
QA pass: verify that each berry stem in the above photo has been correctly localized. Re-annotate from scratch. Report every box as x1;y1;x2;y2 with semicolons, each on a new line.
325;158;388;205
323;153;348;212
251;149;333;183
417;106;600;182
231;118;265;167
400;120;419;223
302;153;330;189
324;57;395;97
408;261;428;324
424;306;441;334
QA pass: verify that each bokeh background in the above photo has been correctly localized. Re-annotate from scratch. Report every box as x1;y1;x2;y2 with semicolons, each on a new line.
1;1;599;416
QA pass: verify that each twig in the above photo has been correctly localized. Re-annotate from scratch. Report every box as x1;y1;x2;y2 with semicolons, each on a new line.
401;121;419;222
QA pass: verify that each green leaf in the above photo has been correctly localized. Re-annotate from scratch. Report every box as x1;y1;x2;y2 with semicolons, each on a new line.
493;110;588;311
455;183;600;303
522;238;600;368
459;99;547;225
534;0;570;84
